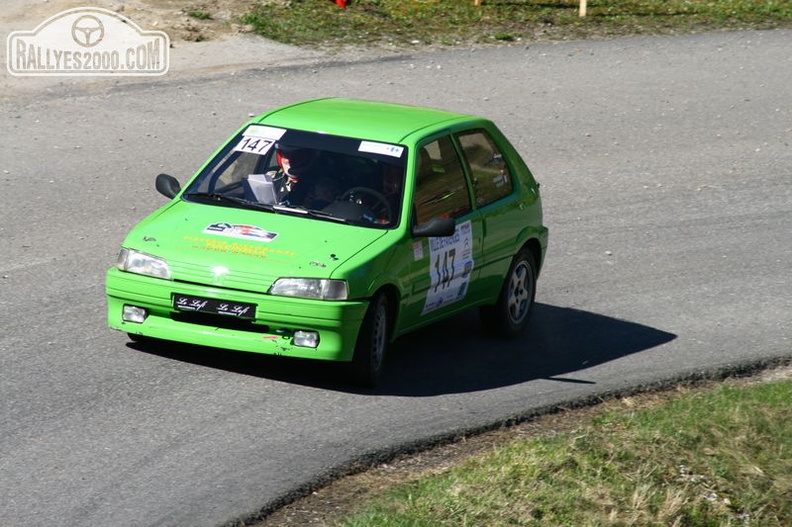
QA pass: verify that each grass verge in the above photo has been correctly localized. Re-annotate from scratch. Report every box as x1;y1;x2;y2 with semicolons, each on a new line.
240;0;792;48
335;377;792;526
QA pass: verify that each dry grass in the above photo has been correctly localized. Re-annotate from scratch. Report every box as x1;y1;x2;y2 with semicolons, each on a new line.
334;373;792;526
253;367;792;526
239;0;792;48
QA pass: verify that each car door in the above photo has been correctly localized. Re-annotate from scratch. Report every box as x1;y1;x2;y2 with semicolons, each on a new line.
454;127;523;298
398;134;484;331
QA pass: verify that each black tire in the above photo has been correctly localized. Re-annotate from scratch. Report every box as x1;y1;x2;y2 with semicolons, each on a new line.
479;249;537;337
349;293;390;387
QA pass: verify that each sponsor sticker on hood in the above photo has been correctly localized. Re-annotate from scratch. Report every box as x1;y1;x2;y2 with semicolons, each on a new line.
203;222;278;242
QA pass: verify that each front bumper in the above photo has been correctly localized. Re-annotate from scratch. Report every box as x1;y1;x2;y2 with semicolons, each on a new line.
106;268;368;361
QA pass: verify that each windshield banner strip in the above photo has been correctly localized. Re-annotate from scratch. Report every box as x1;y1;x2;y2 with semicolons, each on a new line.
358;140;404;158
244;125;287;140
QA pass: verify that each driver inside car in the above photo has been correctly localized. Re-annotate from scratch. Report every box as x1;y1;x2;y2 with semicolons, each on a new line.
275;145;335;208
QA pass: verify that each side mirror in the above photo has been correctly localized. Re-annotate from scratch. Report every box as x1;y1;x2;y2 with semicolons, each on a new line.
155;173;181;199
412;217;456;238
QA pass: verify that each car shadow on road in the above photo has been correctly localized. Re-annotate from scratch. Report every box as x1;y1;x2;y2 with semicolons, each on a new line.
376;303;676;396
129;303;676;395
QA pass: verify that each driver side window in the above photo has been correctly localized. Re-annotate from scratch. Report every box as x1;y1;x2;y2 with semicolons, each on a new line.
413;136;471;225
457;130;513;207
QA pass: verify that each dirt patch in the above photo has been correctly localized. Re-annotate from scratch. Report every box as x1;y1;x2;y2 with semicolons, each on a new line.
3;0;249;42
1;0;325;96
114;0;255;43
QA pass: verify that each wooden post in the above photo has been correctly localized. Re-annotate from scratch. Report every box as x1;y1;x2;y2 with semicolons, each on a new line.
474;0;482;5
580;0;587;17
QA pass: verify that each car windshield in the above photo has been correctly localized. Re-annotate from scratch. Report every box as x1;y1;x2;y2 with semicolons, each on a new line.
183;126;407;229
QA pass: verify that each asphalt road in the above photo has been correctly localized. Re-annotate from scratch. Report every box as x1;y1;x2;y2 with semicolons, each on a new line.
1;30;790;526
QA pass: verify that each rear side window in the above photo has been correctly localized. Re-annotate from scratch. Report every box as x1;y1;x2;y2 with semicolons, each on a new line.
457;130;513;207
413;136;471;225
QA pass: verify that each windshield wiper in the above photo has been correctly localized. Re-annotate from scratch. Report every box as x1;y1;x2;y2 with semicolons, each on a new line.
306;209;353;224
273;203;351;224
272;204;309;215
186;194;352;223
185;192;274;211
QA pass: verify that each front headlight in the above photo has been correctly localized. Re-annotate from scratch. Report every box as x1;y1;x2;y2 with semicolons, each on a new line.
269;278;348;300
116;248;172;280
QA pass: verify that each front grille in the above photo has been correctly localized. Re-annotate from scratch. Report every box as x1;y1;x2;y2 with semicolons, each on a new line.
171;312;270;333
168;260;277;292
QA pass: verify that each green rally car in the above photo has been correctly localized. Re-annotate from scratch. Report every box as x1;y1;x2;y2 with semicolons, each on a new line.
106;98;548;385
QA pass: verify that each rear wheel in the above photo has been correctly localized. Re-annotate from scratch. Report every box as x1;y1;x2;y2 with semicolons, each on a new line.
479;249;537;337
350;293;390;387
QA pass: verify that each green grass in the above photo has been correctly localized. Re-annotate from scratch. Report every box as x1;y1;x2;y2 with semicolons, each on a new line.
337;379;792;526
240;0;792;47
187;9;213;20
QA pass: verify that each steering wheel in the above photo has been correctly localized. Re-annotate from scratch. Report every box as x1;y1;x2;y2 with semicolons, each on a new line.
339;187;392;223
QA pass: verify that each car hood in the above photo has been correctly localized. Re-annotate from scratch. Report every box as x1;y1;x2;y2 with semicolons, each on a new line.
122;201;388;290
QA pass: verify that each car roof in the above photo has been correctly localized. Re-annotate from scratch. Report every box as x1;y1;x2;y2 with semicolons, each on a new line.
256;98;478;144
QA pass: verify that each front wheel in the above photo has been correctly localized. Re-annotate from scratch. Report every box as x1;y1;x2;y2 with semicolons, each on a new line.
349;293;390;387
479;249;537;337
